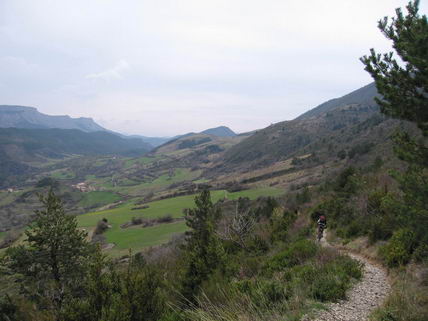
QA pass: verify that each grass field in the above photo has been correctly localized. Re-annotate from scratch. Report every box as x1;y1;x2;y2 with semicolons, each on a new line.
77;187;284;256
78;191;122;208
50;170;75;179
85;168;203;197
140;168;202;188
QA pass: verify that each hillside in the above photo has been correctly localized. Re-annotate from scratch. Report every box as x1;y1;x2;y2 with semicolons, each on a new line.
0;128;152;187
296;82;378;120
0;105;106;132
216;83;384;173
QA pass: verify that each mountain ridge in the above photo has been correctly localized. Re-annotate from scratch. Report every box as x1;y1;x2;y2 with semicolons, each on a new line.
0;105;106;132
211;82;383;174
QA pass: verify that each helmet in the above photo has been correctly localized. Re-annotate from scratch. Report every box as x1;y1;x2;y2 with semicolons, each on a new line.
319;215;326;221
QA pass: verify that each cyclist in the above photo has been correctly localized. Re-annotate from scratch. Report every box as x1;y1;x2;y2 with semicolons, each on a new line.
317;214;327;241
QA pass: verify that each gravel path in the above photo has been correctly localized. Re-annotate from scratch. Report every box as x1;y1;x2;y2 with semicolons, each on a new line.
303;235;391;321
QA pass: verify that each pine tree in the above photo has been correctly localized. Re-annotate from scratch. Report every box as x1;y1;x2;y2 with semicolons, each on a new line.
361;1;428;254
181;190;225;304
4;189;91;320
360;0;428;134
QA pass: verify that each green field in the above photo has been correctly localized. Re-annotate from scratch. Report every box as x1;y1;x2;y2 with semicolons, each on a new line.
78;191;122;208
50;170;75;179
77;187;284;256
140;168;202;188
85;168;203;197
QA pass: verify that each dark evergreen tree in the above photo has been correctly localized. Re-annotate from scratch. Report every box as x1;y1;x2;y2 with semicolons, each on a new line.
62;249;165;321
3;189;91;320
360;0;428;134
181;190;225;304
361;1;428;255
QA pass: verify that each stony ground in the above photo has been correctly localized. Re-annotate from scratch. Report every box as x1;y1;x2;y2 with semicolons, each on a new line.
303;235;391;321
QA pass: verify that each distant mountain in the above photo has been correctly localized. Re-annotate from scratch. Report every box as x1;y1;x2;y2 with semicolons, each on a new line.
126;135;172;147
0;105;106;132
0;127;151;159
201;126;236;137
0;127;152;187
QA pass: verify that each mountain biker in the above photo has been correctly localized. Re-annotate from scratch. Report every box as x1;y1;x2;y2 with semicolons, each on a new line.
317;214;327;241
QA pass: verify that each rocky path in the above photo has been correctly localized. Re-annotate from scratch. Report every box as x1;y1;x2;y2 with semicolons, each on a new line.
304;235;391;321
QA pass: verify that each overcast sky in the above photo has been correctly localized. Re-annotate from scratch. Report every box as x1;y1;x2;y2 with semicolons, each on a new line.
1;1;426;136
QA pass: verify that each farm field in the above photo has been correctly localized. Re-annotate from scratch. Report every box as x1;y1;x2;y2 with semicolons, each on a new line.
77;186;284;256
50;170;75;179
83;167;202;197
78;191;122;208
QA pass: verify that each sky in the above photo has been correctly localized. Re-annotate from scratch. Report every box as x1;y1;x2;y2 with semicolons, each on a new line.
1;0;426;136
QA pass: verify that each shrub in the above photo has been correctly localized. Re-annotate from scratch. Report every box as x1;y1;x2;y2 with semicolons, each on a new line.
296;187;311;205
247;235;270;255
312;255;362;302
413;243;428;263
94;220;109;235
264;239;318;272
337;150;347;159
334;166;361;195
312;274;348;302
131;217;143;225
270;210;297;243
343;220;363;239
36;177;59;188
348;142;374;159
380;229;417;267
157;214;174;223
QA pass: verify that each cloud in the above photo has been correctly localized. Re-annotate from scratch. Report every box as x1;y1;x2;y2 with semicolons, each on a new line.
85;59;130;81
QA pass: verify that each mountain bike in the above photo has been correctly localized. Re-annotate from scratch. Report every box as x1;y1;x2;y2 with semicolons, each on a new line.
317;224;325;242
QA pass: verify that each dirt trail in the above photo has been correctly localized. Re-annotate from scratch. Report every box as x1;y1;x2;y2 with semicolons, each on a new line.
304;233;391;321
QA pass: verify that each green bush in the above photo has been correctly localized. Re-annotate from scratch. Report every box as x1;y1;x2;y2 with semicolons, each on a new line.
312;274;348;302
247;235;270;255
380;229;417;267
334;166;360;195
312;255;362;302
412;243;428;263
270;210;296;243
288;264;317;283
336;220;363;239
264;239;318;272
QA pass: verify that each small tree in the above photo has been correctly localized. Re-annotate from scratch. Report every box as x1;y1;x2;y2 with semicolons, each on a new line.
4;190;91;320
181;190;225;304
216;199;257;251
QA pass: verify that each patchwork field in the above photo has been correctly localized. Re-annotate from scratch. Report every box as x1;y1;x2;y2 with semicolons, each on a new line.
78;191;122;208
77;187;284;256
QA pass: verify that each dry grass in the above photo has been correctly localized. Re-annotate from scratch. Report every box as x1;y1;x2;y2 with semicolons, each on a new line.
182;288;307;321
370;266;428;321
